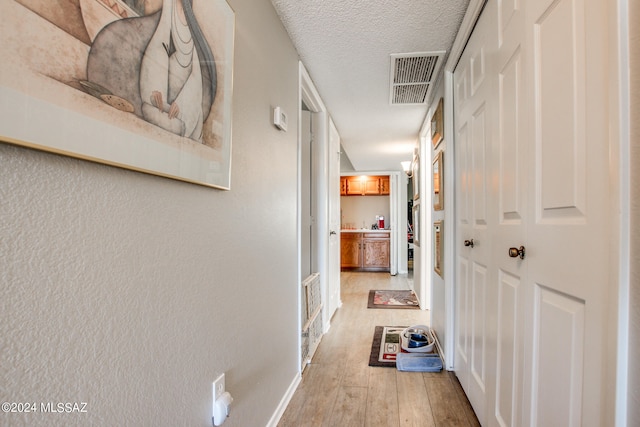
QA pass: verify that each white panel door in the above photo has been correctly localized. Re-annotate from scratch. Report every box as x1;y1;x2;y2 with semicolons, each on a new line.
523;0;610;425
327;119;341;319
300;111;312;281
453;0;611;425
454;3;498;424
493;0;528;425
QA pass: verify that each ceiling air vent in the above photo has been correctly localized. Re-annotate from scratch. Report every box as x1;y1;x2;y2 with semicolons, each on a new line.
390;52;445;105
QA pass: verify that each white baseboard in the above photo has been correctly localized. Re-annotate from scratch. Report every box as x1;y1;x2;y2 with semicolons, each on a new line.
431;328;451;371
266;372;302;427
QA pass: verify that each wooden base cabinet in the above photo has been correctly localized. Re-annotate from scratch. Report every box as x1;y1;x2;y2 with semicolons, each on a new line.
340;233;361;268
363;235;390;269
340;232;390;272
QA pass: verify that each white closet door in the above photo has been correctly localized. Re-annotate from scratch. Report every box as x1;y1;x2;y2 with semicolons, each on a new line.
453;3;498;424
522;0;611;425
453;0;612;426
492;0;529;425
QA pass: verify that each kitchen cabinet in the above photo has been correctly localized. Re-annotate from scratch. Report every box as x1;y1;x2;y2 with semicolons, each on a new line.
342;175;389;196
340;177;347;196
379;176;390;195
363;233;390;269
340;232;390;272
345;176;379;195
340;232;361;268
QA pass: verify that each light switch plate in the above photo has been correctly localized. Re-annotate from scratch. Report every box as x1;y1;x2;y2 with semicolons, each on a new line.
273;107;288;131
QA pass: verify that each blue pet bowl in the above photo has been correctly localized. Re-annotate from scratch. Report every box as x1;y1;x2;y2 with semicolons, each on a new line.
408;333;429;348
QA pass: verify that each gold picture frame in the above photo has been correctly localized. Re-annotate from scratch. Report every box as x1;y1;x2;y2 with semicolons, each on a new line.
412;152;420;201
434;221;443;277
412;203;420;247
431;98;444;148
433;151;444;211
0;0;235;189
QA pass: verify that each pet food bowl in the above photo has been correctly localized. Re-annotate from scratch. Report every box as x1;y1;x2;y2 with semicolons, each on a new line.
408;333;430;348
401;325;435;353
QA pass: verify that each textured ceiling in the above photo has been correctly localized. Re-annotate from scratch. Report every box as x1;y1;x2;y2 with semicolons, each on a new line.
271;0;470;171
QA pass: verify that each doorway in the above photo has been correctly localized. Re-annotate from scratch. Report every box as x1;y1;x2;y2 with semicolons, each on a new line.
298;62;341;369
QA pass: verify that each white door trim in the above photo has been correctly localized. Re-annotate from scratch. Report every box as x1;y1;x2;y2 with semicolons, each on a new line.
389;171;400;276
613;0;632;424
445;0;487;73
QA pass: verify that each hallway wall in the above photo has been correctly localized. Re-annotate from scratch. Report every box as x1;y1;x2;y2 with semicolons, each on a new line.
0;0;301;425
340;195;390;230
427;83;446;358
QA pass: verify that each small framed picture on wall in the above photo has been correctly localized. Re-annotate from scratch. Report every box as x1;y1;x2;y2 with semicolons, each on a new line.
433;151;444;211
434;221;443;277
412;203;420;247
431;98;444;148
412;152;420;201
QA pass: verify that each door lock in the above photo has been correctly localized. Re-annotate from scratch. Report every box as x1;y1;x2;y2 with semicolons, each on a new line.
464;239;474;248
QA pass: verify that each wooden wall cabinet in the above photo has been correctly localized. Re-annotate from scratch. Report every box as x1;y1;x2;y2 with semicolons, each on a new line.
345;176;379;195
340;232;390;271
379;176;390;195
340;177;347;196
341;175;390;196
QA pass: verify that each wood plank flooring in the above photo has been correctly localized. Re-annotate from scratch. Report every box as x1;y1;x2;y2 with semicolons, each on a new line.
278;272;480;427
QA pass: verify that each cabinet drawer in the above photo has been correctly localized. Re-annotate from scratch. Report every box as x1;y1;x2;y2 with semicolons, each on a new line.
363;232;390;239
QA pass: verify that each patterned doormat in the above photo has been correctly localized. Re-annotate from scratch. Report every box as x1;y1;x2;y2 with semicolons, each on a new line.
368;326;406;367
367;290;419;309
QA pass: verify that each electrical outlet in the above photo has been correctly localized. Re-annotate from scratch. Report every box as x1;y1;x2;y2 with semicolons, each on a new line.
213;373;225;402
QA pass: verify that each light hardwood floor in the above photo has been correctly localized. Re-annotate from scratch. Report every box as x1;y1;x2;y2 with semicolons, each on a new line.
278;271;480;427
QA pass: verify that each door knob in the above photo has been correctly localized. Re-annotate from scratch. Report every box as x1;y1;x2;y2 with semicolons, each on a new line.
330;230;337;236
508;246;526;259
464;239;474;248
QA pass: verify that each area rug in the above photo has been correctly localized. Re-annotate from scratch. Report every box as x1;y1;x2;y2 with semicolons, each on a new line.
367;290;419;309
368;326;439;368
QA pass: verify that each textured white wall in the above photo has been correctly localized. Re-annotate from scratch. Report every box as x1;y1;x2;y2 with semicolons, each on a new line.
0;0;300;425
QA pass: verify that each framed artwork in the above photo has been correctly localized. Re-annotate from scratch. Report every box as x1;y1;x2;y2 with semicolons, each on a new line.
412;203;420;247
0;0;235;189
431;98;444;148
434;221;443;277
433;151;444;210
412;152;420;201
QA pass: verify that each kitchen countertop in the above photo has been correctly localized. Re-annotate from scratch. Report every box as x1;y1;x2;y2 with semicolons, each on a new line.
340;229;391;233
